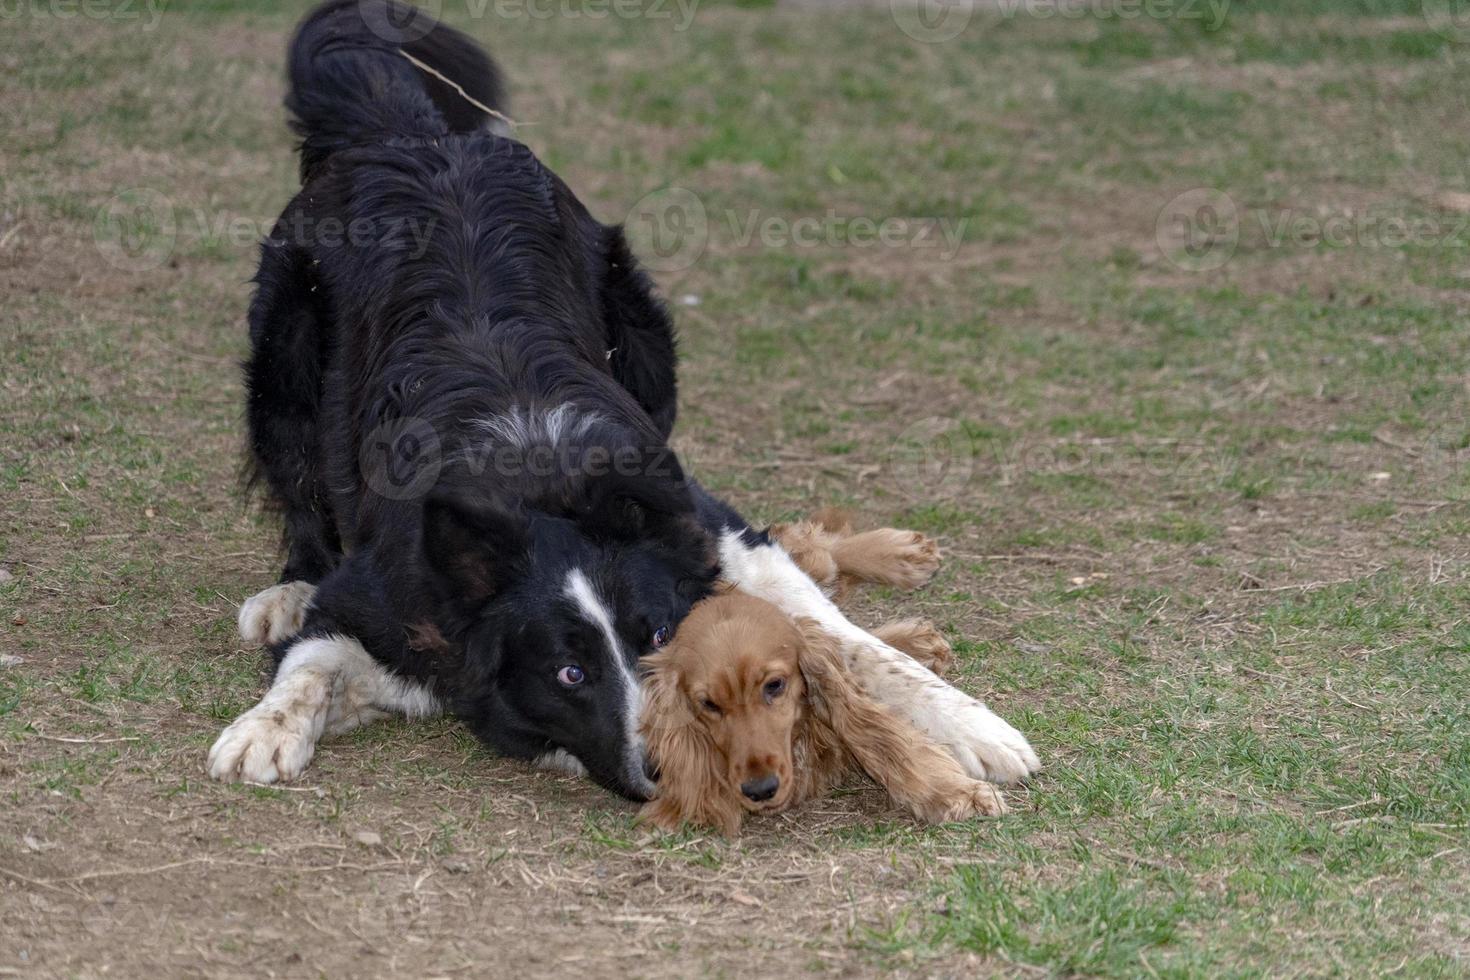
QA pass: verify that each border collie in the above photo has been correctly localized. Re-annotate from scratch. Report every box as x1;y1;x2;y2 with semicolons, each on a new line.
208;0;1039;801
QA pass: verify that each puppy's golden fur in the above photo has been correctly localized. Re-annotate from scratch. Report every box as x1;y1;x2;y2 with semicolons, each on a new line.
768;509;944;600
639;520;1003;835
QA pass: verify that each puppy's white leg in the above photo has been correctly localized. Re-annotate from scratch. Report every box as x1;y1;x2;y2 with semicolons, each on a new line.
207;634;440;784
238;581;317;646
719;532;1040;784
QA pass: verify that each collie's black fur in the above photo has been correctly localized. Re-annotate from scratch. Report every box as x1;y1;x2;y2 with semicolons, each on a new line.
242;0;728;798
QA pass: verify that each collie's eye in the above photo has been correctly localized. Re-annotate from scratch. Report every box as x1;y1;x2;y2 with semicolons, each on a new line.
701;698;721;715
557;665;585;687
652;625;671;648
764;678;786;700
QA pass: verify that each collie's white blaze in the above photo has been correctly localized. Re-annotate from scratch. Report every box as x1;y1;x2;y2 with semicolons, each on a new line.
476;403;603;451
237;581;317;647
563;568;652;797
207;634;441;784
717;531;1041;785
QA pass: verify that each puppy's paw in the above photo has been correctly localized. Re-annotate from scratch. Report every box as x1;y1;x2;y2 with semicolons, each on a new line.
874;619;954;676
636;801;684;834
954;781;1009;819
238;581;316;647
637;799;742;837
905;622;954;676
769;521;842;591
206;701;320;784
853;529;942;590
912;780;1008;823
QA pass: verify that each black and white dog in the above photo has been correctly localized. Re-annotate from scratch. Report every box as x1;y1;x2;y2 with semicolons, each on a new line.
208;0;1039;800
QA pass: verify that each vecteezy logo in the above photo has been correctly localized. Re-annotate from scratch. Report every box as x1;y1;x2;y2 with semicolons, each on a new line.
885;416;976;501
94;188;177;273
1421;0;1470;42
1422;417;1470;500
1155;187;1239;272
890;0;974;43
357;0;444;43
360;417;442;501
624;186;709;273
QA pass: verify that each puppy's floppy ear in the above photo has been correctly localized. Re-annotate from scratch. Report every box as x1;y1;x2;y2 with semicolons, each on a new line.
637;651;742;836
422;490;527;608
794;619;1003;823
793;617;860;722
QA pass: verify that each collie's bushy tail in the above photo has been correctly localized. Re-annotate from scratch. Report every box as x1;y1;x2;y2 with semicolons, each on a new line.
286;0;508;182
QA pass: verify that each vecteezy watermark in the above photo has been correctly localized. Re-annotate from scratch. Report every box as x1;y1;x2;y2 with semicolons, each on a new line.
625;187;969;273
881;423;1293;500
92;189;440;272
94;189;177;273
993;0;1228;28
1251;206;1470;251
889;0;975;42
625;187;710;274
353;0;699;42
355;0;444;42
1420;0;1470;43
1155;188;1239;272
884;417;977;502
726;211;968;260
1157;188;1470;272
359;416;687;501
361;417;444;502
489;0;698;29
890;0;1227;43
366;409;1367;505
1421;418;1470;499
0;0;164;30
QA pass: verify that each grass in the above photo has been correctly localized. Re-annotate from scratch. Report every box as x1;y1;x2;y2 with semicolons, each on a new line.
2;0;1469;975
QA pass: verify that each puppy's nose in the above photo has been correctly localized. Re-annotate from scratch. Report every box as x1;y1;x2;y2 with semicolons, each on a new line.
740;774;780;802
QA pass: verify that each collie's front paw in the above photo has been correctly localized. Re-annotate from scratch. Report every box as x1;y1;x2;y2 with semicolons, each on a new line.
924;694;1041;785
237;581;316;647
207;696;323;784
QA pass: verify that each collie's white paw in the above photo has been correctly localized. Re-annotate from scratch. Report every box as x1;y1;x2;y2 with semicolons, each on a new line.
238;581;316;646
926;695;1041;785
206;668;331;783
208;703;320;784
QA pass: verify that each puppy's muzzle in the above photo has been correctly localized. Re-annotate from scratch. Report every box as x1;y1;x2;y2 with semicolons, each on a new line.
740;773;780;803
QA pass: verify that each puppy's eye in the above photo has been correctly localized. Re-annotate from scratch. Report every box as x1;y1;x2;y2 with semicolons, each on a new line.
701;698;721;715
556;665;585;687
764;678;786;700
652;624;671;648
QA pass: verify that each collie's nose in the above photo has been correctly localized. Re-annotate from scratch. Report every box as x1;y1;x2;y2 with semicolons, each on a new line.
740;774;780;802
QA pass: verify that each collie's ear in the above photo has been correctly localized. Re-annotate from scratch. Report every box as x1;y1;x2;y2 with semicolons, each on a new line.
637;652;742;836
583;459;718;597
422;491;527;608
582;450;694;536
